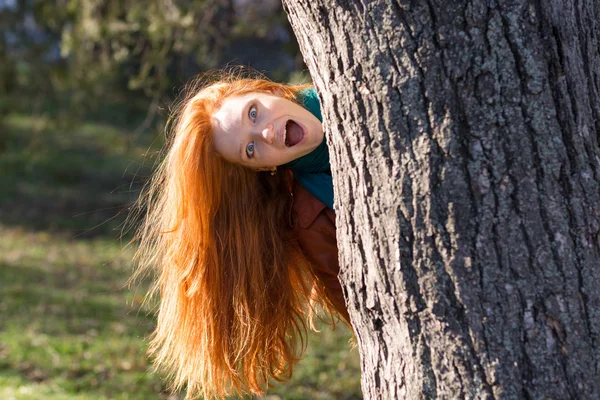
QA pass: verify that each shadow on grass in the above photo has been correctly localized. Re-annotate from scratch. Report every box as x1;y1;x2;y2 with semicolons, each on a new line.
0;114;161;238
1;260;154;336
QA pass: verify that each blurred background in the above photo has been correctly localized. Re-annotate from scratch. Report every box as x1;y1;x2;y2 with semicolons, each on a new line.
0;1;360;398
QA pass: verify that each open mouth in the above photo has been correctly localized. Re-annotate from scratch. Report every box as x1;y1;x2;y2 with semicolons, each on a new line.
284;120;304;147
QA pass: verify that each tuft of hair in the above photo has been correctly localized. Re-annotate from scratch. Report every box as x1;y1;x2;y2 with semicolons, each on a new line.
130;68;332;399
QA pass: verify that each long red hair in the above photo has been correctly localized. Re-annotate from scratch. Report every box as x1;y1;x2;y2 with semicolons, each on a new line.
132;72;335;398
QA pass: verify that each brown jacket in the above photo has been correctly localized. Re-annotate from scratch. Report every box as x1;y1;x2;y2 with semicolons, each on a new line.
291;179;351;325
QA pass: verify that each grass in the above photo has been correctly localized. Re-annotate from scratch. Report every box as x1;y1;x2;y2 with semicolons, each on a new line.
0;227;162;399
0;113;361;399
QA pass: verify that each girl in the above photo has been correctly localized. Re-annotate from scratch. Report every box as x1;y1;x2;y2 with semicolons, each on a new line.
133;71;349;399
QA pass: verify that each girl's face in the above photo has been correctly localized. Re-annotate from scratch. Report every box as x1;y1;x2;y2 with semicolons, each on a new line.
212;92;324;169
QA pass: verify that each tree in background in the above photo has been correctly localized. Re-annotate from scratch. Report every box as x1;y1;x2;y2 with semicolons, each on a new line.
0;0;301;125
285;0;600;398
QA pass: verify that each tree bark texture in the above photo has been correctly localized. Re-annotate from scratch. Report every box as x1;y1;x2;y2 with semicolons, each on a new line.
284;0;600;398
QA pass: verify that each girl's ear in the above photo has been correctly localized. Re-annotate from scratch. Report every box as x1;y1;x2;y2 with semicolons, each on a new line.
270;88;285;97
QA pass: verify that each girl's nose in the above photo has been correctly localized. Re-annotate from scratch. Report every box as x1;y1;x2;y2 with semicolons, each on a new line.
261;124;275;144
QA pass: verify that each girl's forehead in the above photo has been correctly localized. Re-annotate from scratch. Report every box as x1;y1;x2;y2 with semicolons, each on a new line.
218;93;256;113
226;91;272;104
212;96;243;127
215;92;281;120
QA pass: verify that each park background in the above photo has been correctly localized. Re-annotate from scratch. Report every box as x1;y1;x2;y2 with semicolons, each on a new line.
0;1;361;398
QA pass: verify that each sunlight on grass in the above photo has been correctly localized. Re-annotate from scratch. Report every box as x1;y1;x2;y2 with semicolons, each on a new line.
0;225;164;399
0;225;361;399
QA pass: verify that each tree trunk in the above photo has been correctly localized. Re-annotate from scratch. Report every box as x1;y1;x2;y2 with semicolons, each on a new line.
283;0;600;398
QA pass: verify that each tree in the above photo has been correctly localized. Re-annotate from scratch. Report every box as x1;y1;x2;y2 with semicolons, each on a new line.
0;0;299;128
283;0;600;398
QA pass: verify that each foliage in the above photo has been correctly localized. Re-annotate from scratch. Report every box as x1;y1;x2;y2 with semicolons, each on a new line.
0;0;299;126
57;0;231;97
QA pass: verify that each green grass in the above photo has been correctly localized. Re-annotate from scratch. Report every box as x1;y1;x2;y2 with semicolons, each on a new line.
0;113;159;236
0;226;163;399
0;113;361;399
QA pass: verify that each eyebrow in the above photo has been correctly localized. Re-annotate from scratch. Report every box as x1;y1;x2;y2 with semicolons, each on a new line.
239;140;245;161
241;99;252;129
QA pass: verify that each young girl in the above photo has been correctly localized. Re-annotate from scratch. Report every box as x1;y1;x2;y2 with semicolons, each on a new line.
134;72;349;399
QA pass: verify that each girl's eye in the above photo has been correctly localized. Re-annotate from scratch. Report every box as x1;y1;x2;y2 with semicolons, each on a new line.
246;141;255;158
249;105;257;121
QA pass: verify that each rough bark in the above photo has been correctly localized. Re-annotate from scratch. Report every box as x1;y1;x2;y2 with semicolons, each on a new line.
283;0;600;398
